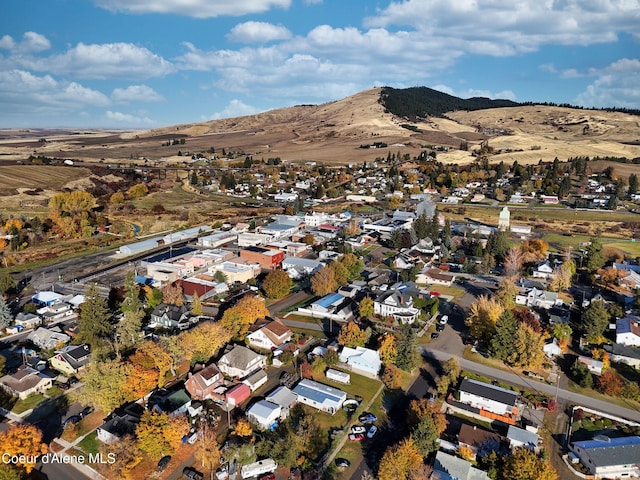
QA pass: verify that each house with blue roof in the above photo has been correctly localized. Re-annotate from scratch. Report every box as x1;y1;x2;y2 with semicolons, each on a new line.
292;379;346;415
616;315;640;347
571;435;640;478
300;292;353;321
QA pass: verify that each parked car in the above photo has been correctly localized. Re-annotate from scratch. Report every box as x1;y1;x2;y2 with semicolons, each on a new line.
431;331;440;340
439;315;449;325
349;433;365;441
157;456;171;471
367;425;378;438
436;323;445;331
80;406;93;418
182;467;204;480
62;415;81;428
350;426;366;435
259;474;275;480
335;458;351;468
68;376;79;385
358;413;377;424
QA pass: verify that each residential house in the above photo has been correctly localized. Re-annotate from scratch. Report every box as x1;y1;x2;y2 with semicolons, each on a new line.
507;425;539;451
242;369;268;392
185;364;224;401
265;386;298;419
150;304;190;330
616;315;640;346
50;345;91;376
543;338;563;358
97;403;144;444
417;267;455;286
532;262;554;279
27;327;70;350
218;345;266;379
457;424;503;461
578;356;604;375
301;293;353;321
41;302;74;324
281;257;323;279
152;389;191;417
246;400;281;430
13;312;41;330
392;253;415;270
247;318;293;351
515;288;561;310
0;365;53;400
606;343;640;369
374;290;420;324
570;435;640;478
209;260;261;284
292;379;346;414
433;451;491;480
458;378;519;418
339;347;381;377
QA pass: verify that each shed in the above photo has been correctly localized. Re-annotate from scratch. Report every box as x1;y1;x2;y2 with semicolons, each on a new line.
246;400;281;430
225;383;251;407
326;369;350;384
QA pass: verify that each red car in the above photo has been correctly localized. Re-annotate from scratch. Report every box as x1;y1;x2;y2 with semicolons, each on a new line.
260;475;275;480
349;433;365;441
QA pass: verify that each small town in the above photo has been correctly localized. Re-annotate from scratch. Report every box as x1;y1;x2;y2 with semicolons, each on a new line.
1;148;640;480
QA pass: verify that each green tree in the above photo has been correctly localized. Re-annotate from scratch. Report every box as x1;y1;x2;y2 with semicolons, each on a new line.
581;300;609;343
0;272;16;295
77;283;112;356
121;271;143;315
395;324;418;372
489;310;518;362
263;269;293;299
570;359;593;388
411;416;440;457
0;297;12;329
585;235;605;273
76;359;129;412
629;173;638;195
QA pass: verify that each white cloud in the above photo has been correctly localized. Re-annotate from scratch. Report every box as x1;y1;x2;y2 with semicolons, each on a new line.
304;0;322;4
105;110;155;125
94;0;291;18
227;21;291;43
0;69;109;115
111;85;164;103
207;99;262;119
365;0;637;55
575;58;640;108
21;42;175;80
0;32;50;53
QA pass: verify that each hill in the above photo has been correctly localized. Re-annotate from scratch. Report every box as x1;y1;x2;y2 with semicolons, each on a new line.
0;87;639;167
380;86;520;119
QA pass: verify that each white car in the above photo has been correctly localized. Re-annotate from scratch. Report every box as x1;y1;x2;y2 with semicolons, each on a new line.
439;315;449;325
350;426;366;435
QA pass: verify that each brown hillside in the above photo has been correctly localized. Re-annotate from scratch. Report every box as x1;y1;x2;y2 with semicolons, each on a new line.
0;88;639;166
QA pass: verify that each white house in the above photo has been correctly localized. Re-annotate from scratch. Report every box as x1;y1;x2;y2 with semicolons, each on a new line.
458;379;519;417
532;262;554;279
217;346;266;380
543;338;562;357
373;290;420;324
507;425;539;451
246;400;282;430
570;435;640;478
292;379;346;415
326;369;351;384
247;318;293;351
578;356;604;375
339;347;381;377
515;288;561;310
265;386;298;419
281;257;323;279
616;315;640;346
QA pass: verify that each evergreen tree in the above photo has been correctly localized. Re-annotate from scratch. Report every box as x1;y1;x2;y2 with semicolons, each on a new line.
581;299;609;342
489;310;518;362
0;297;12;329
441;218;452;249
121;271;143;315
78;283;112;355
395;324;418;372
585;234;605;273
629;173;638;195
412;214;428;240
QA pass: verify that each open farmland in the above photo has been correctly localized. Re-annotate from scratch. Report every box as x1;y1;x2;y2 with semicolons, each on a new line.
0;165;91;196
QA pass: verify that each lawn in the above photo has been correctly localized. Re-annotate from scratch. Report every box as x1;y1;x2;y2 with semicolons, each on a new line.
425;284;466;298
12;393;45;414
543;233;640;256
77;431;100;456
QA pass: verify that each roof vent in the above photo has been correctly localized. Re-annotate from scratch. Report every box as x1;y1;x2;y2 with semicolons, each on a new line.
593;435;611;443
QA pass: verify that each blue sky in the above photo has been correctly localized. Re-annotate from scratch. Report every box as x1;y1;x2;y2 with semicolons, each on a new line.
2;0;639;128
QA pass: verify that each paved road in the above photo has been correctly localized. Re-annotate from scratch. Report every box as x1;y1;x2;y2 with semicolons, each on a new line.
421;347;640;424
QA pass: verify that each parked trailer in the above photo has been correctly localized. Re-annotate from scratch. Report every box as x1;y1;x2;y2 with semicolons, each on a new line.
240;459;277;479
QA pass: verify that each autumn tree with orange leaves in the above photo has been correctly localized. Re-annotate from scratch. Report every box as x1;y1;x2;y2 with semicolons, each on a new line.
377;437;423;480
136;411;189;460
220;295;269;338
161;282;184;306
180;321;233;365
0;424;48;473
337;322;367;348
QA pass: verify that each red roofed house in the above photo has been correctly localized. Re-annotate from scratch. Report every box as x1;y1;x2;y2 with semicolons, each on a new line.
226;383;251;407
247;318;293;351
185;364;224;401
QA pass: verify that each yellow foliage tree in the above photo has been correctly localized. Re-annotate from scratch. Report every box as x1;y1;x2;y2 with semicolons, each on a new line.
220;295;269;338
0;424;48;473
458;444;475;461
180;322;233;365
233;419;253;438
502;447;558;480
194;425;221;474
310;267;338;297
378;333;397;364
4;219;23;231
161;283;184;306
100;435;142;480
129;340;174;387
337;322;367;348
407;399;446;434
127;183;149;198
136;411;189;460
378;437;423;480
465;295;504;341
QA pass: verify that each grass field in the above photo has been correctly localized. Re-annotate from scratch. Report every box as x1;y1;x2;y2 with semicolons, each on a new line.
543;233;640;256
